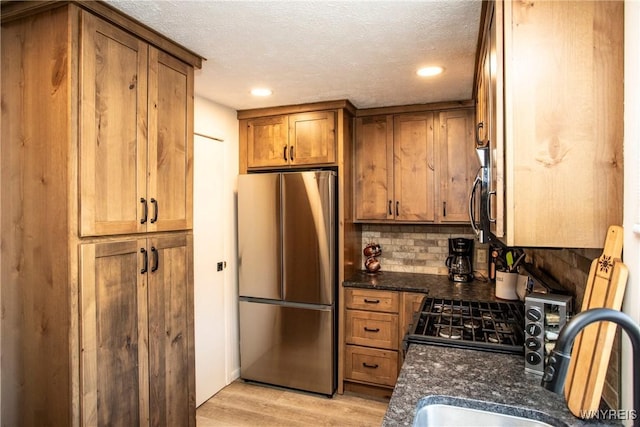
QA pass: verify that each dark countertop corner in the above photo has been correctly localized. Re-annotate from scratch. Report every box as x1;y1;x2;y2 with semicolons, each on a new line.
383;344;621;427
343;270;503;302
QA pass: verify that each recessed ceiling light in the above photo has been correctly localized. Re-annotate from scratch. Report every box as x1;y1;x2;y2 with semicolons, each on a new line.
417;66;444;77
251;88;273;96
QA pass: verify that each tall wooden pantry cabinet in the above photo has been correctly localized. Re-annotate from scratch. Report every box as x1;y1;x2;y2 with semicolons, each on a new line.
1;2;203;426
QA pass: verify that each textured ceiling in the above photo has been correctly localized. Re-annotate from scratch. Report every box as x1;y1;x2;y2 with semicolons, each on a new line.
104;0;482;111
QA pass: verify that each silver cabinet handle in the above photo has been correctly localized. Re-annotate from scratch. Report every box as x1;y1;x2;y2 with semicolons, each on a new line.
469;169;482;237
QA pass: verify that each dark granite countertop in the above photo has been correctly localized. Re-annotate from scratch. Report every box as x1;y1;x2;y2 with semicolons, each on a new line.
383;344;619;426
344;270;503;302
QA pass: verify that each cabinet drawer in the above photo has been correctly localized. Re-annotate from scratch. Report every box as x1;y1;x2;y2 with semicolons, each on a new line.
345;345;398;387
345;289;399;313
346;310;398;350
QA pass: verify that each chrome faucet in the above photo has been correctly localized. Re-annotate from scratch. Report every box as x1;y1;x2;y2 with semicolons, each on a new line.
541;308;640;427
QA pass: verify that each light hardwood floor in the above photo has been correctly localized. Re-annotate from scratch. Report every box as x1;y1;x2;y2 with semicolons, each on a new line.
196;380;388;426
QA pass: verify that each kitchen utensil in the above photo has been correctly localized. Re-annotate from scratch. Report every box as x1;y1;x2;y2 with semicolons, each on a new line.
488;246;501;280
511;252;526;272
563;225;628;418
506;251;514;271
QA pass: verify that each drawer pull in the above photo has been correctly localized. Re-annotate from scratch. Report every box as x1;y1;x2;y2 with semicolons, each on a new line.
363;298;380;304
364;327;380;333
362;362;379;369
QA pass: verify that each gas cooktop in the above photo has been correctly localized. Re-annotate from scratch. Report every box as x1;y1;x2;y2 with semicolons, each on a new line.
405;297;525;355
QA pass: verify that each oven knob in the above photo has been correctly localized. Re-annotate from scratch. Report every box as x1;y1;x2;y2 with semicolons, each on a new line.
525;337;541;351
526;307;542;322
525;323;542;336
526;352;542;365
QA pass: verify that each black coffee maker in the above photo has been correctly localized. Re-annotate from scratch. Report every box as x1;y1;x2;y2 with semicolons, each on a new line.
445;238;474;282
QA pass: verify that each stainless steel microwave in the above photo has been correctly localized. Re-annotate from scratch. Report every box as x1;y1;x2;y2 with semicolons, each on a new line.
469;145;491;243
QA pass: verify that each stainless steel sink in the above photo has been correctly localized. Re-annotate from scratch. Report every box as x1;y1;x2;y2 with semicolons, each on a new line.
413;396;568;427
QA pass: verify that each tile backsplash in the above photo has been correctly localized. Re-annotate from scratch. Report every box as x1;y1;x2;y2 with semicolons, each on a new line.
360;224;488;276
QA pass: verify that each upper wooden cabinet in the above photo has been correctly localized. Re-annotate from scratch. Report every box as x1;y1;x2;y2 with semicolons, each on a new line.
247;115;290;168
437;109;476;223
355;116;393;220
393;113;437;221
245;110;336;169
80;12;193;237
355;107;475;223
476;1;623;248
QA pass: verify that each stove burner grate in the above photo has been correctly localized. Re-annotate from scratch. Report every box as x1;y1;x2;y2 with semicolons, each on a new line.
406;297;525;354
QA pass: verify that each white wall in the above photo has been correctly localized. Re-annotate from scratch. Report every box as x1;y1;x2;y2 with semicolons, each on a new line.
622;0;640;420
193;96;241;384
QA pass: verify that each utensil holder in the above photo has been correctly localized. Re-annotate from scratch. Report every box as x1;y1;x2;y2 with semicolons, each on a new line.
495;271;519;300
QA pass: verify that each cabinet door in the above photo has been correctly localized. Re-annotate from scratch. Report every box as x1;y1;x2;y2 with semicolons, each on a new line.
437;109;476;222
246;115;289;168
393;113;436;221
148;48;194;232
355;116;394;220
80;239;150;426
488;2;505;238
147;234;195;427
398;292;425;360
289;111;336;165
80;12;148;236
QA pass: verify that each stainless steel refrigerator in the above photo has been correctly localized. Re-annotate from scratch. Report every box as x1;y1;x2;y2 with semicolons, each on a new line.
237;170;336;395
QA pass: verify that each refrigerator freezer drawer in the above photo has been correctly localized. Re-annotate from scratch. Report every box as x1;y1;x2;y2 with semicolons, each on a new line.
239;300;335;395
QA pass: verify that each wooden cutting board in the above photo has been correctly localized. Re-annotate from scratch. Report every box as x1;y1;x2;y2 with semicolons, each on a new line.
564;225;628;418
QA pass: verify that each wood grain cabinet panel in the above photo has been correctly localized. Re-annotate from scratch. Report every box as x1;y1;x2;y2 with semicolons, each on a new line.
247;115;290;168
355;116;394;220
80;13;149;236
1;3;199;425
345;346;398;387
342;289;427;392
345;288;399;313
80;12;194;237
393;113;436;222
246;110;336;169
355;108;474;223
288;111;336;166
148;48;194;233
80;235;195;427
437;109;476;222
343;288;400;390
345;310;399;350
476;1;623;247
147;235;195;427
398;292;426;368
80;239;150;426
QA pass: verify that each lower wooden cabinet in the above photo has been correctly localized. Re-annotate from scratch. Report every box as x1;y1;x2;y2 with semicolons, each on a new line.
346;310;399;349
80;234;195;426
343;288;425;393
345;346;398;387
